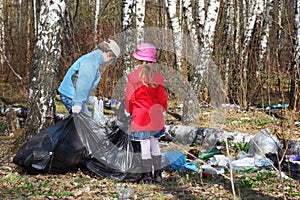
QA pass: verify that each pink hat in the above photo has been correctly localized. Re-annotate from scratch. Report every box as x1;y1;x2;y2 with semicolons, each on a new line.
132;43;157;62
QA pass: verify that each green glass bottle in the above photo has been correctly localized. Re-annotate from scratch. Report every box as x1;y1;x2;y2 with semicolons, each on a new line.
198;148;221;160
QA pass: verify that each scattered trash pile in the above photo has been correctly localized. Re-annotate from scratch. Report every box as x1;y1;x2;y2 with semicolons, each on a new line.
12;110;300;181
164;128;300;180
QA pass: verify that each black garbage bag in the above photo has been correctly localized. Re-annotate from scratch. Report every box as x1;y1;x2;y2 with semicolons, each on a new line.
265;153;300;180
13;113;143;182
73;113;143;182
13;114;88;174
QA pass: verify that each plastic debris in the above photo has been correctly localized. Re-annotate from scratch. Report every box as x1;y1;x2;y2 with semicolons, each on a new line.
248;128;281;157
198;147;221;160
201;165;224;177
115;183;133;199
265;104;288;110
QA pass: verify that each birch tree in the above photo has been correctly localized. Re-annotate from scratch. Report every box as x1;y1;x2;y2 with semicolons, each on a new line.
198;0;205;40
192;0;220;88
0;0;4;60
122;0;135;73
290;0;300;108
201;0;220;53
94;0;100;43
228;0;241;103
239;0;264;108
33;0;38;36
258;0;272;77
164;0;182;70
190;0;220;94
20;0;66;143
183;0;197;44
223;0;235;92
26;0;32;73
136;0;145;44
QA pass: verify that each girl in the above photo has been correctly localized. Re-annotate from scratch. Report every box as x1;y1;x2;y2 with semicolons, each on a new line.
125;43;168;184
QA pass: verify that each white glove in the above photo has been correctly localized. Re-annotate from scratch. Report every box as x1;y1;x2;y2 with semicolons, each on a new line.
163;111;166;116
72;105;82;113
124;109;131;117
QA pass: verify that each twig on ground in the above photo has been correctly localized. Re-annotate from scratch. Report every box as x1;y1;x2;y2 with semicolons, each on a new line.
226;139;236;199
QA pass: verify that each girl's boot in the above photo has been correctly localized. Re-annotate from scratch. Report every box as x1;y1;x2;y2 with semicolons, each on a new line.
152;155;162;183
141;159;153;184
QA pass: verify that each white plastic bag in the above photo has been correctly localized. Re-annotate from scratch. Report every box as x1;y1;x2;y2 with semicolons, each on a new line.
248;128;281;157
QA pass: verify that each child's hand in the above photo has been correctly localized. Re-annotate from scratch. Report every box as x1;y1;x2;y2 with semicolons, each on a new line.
72;105;82;113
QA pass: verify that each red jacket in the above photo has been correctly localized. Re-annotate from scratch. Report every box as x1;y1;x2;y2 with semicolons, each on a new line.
125;66;168;131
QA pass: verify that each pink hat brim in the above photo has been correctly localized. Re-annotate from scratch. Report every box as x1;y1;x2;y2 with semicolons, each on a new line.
133;52;157;62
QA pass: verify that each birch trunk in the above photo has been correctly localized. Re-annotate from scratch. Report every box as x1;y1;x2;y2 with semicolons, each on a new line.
193;0;220;87
228;0;241;103
191;0;220;97
20;0;66;144
26;0;31;77
239;0;264;108
94;0;100;43
122;0;135;74
198;0;205;41
183;0;198;51
202;0;220;53
136;0;145;43
290;0;300;109
258;0;272;77
0;0;4;61
164;0;182;70
33;0;37;36
18;0;22;34
223;0;235;93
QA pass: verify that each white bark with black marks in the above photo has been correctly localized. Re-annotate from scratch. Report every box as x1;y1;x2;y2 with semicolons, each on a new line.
22;0;66;143
164;0;182;70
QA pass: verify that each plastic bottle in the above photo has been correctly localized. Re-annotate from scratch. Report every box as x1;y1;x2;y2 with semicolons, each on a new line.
198;148;221;160
115;183;133;199
92;98;105;124
98;98;104;119
201;164;217;177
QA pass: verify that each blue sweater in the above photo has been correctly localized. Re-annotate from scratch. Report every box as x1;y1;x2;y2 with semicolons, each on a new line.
58;49;104;107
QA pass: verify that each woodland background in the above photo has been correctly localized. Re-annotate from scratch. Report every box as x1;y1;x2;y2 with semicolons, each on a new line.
0;0;299;139
0;1;300;199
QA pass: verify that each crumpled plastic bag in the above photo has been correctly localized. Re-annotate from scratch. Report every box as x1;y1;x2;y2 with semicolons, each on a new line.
248;128;281;157
164;151;198;172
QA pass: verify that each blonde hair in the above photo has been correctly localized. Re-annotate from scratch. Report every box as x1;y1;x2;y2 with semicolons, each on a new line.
139;64;157;87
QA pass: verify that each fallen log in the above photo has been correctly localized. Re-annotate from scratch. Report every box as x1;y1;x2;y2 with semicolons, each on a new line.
163;125;254;147
163;125;300;155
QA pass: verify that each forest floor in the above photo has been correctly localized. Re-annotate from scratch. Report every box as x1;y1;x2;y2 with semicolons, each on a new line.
0;100;300;199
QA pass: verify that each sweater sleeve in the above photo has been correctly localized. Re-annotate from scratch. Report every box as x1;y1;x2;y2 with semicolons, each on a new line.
73;50;103;106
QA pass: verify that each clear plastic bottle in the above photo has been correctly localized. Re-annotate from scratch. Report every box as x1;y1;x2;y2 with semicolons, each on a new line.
201;164;217;177
115;183;133;199
93;98;105;124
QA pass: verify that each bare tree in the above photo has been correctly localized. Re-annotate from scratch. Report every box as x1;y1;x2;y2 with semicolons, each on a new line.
20;0;66;144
